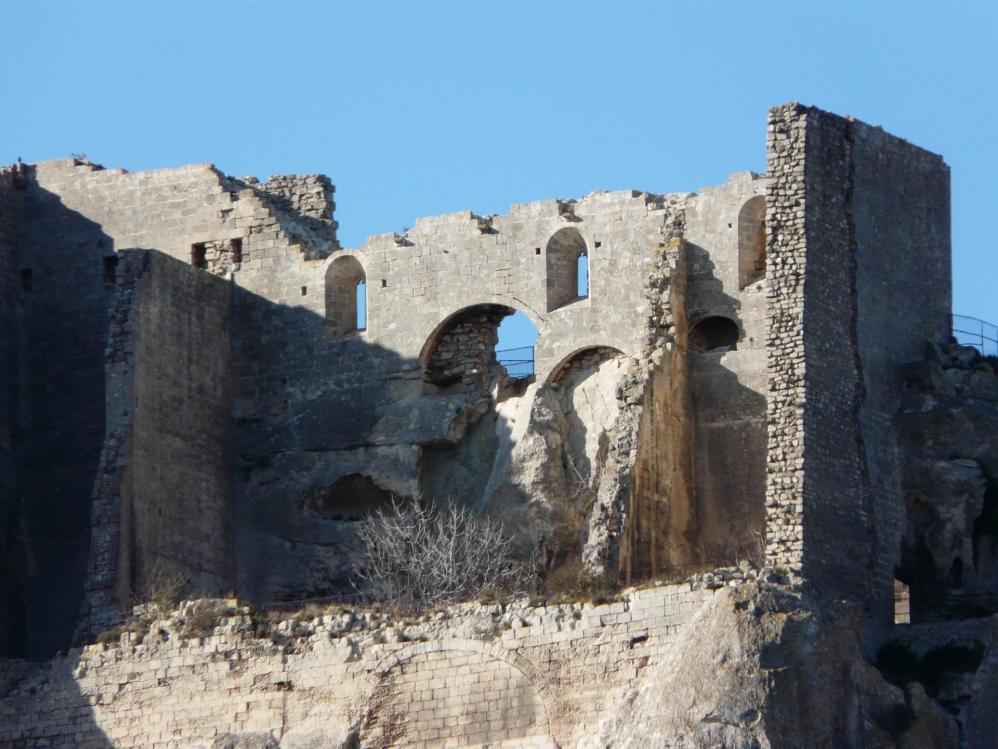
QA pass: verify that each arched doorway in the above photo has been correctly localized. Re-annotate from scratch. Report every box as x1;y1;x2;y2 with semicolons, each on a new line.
365;642;555;748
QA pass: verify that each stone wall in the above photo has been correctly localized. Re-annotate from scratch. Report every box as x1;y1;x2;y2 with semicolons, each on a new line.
850;116;951;615
684;172;769;572
0;584;714;749
13;162;119;660
764;104;951;611
229;191;689;604
423;306;508;392
0;167;23;656
763;105;808;576
81;251;234;638
622;238;692;580
1;103;954;652
255;174;336;225
2;158;332;655
0;157;773;614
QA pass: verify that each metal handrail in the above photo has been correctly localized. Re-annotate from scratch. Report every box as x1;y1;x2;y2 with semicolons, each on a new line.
951;314;997;357
496;346;535;379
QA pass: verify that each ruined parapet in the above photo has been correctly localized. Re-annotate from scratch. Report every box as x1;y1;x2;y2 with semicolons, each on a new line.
227;172;339;260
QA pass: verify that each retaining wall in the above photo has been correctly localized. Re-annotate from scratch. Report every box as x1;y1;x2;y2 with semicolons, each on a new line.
0;583;716;749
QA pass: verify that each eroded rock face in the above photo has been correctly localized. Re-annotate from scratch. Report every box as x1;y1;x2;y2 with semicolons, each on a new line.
897;344;998;619
585;582;963;749
484;350;628;565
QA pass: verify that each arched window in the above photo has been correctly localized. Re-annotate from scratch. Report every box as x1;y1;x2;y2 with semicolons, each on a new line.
545;227;589;311
326;254;367;339
688;316;739;353
738;195;766;289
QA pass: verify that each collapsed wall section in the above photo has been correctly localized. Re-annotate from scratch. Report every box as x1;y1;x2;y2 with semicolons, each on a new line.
765;104;951;610
620;238;693;581
80;250;233;638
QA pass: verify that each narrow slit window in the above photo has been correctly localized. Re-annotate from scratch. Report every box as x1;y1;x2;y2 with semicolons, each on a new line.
893;578;911;624
356;279;367;331
230;238;243;265
576;252;589;299
103;255;118;284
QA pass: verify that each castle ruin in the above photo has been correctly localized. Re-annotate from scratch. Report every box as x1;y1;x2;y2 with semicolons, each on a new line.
0;104;995;748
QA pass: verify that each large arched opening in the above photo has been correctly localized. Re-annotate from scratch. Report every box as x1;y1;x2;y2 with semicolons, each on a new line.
420;304;539;392
496;310;539;380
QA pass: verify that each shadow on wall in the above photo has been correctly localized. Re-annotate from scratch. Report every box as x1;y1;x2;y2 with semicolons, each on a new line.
0;173;116;745
0;651;114;747
4;177;117;661
684;243;767;571
231;289;527;607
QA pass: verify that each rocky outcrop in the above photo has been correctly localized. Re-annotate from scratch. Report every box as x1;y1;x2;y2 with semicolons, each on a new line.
897;344;998;619
585;581;966;749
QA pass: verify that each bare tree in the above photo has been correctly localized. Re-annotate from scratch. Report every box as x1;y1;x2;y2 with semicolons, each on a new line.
355;498;533;613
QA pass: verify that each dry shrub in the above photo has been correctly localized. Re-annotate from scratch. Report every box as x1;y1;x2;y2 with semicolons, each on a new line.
543;556;620;605
355;498;534;614
137;559;190;613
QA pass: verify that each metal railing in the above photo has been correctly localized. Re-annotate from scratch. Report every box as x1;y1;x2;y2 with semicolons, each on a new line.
496;346;535;379
952;314;997;357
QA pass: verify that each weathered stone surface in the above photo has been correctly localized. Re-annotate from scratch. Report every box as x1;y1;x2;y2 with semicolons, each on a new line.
896;344;998;620
0;103;989;748
585;583;962;749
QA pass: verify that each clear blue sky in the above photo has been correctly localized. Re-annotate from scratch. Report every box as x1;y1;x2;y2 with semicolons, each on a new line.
2;0;995;347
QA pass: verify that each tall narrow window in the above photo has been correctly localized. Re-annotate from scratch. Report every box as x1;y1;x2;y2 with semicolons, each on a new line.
893;578;911;624
738;195;766;289
103;255;118;284
545;227;589;311
325;254;367;339
576;251;589;298
356;278;367;331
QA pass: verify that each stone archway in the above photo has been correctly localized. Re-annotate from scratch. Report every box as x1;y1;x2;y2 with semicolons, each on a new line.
363;639;557;749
